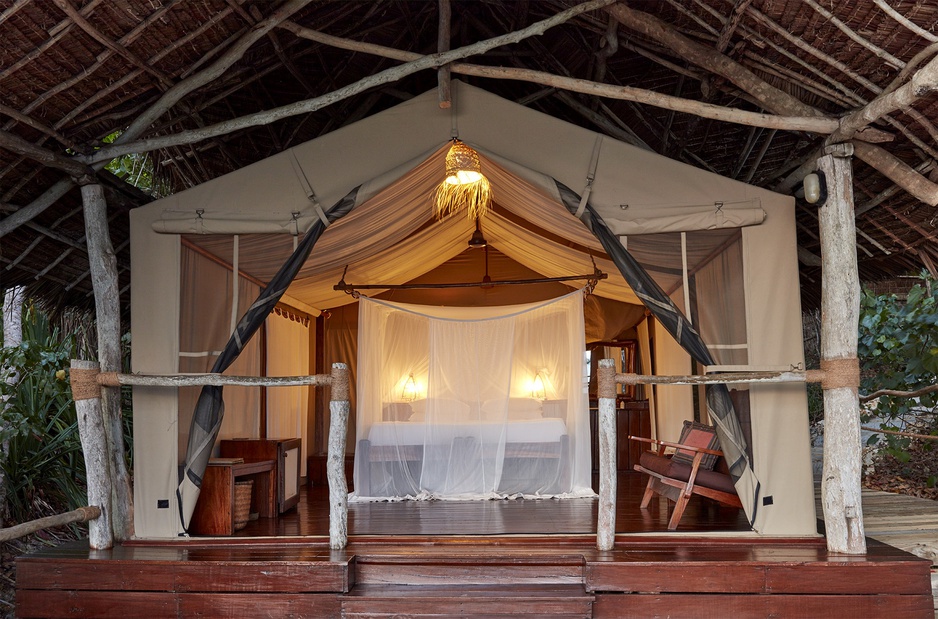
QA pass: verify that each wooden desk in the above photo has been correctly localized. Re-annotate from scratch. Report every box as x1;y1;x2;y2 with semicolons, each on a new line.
189;460;275;536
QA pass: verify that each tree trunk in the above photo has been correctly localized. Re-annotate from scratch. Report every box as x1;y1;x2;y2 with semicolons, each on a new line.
816;145;866;555
597;358;617;551
81;184;134;541
327;363;350;550
1;285;25;526
70;359;113;549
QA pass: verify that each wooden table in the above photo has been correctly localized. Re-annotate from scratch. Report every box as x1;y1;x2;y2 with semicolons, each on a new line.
189;459;276;536
220;438;302;513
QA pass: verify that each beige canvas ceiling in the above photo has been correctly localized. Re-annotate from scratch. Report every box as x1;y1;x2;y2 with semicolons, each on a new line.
130;82;813;539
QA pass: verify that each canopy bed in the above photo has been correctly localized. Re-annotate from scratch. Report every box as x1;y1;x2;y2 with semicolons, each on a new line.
350;290;594;500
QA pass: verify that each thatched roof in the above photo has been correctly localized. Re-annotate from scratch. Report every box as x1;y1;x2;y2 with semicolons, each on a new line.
1;0;937;311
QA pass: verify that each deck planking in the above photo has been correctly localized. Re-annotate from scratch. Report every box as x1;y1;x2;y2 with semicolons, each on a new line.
14;475;935;618
235;472;750;538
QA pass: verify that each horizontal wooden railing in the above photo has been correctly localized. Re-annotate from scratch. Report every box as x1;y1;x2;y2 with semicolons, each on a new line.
0;506;101;543
594;362;831;550
70;362;352;550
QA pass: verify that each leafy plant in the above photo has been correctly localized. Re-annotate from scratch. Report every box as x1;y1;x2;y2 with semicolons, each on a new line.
0;305;85;524
101;130;170;198
858;272;938;457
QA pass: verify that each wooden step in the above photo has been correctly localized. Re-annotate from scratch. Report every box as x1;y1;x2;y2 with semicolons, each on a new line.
342;583;594;618
354;552;587;586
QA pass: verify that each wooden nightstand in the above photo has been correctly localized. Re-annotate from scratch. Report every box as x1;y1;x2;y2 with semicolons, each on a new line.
220;438;302;513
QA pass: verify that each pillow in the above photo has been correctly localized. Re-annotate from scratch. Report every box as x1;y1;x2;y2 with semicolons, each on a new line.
408;398;471;422
382;402;413;421
481;397;543;420
671;421;721;470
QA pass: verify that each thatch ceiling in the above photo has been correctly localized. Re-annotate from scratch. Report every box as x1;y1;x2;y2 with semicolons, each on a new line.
1;0;937;312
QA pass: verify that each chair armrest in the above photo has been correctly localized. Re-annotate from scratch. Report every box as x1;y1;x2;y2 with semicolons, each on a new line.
627;435;724;457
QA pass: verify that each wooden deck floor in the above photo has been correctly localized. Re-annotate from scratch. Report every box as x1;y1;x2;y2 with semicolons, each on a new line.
818;486;938;616
14;475;935;618
235;472;750;538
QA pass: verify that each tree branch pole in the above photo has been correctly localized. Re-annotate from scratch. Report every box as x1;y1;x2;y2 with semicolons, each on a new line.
0;506;101;543
596;358;617;551
615;369;824;386
0;0;314;239
69;359;113;549
82;0;618;165
84;8;895;166
97;371;333;388
0;129;96;181
816;144;866;555
437;0;451;108
861;426;938;442
605;3;938;206
81;184;133;541
860;383;938;402
327;363;350;550
2;285;25;527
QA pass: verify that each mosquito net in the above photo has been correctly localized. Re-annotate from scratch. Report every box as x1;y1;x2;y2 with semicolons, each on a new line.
351;289;594;501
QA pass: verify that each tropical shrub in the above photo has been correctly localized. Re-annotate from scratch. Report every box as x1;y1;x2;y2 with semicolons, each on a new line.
858;273;938;473
0;306;85;523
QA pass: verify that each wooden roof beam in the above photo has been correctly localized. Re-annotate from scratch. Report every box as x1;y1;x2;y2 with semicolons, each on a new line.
0;103;84;154
437;0;452;108
0;0;314;239
801;0;904;70
873;0;938;43
716;0;754;53
0;129;95;183
739;2;938;159
50;0;175;88
605;3;938;206
80;0;619;165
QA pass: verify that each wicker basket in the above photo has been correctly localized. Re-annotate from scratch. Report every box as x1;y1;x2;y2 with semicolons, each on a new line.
233;480;253;531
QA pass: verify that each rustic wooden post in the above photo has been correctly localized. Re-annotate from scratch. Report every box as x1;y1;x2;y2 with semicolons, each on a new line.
816;144;866;554
437;0;452;108
328;362;350;549
81;183;134;541
69;359;113;549
597;358;617;550
2;285;25;526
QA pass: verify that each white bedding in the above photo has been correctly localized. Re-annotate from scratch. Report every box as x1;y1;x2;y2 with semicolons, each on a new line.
367;417;567;446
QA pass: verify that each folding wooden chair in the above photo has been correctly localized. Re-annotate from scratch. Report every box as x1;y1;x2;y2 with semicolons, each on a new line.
630;421;742;530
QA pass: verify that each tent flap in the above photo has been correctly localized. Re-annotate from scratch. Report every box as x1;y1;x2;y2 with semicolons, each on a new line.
554;180;762;528
176;186;358;531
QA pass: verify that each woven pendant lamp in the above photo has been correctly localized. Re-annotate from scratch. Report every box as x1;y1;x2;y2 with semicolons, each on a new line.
434;139;492;219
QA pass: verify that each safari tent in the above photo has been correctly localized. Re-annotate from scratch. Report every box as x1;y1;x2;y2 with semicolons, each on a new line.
130;82;813;539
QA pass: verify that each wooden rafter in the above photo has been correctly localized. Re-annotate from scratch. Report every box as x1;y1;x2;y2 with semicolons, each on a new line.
605;2;938;206
0;0;936;303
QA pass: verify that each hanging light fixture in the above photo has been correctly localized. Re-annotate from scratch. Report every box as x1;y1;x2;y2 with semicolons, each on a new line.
531;370;546;400
468;217;487;248
435;139;492;220
481;244;494;289
401;373;418;402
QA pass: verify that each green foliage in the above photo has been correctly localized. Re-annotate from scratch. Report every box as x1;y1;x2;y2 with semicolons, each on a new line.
101;130;169;197
0;306;86;523
858;273;938;457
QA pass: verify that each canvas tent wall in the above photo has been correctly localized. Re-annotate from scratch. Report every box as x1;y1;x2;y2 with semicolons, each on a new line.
131;81;813;539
